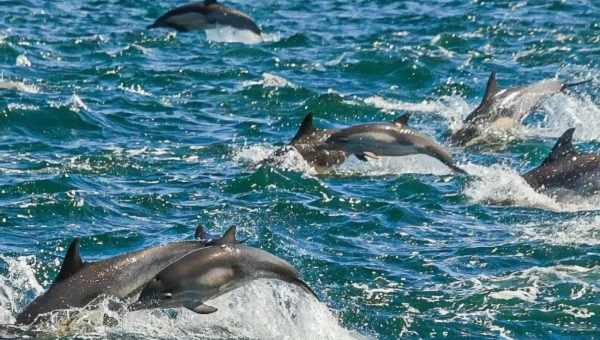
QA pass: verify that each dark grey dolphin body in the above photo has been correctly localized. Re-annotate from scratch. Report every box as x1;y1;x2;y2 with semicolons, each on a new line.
320;114;467;174
263;113;347;171
451;72;591;147
135;243;317;314
523;128;600;193
148;0;261;35
15;226;236;325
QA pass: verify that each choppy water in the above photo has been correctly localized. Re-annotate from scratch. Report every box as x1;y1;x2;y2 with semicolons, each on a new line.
1;0;600;339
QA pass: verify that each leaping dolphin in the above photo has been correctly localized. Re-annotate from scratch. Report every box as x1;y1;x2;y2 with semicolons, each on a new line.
320;114;467;174
134;242;317;314
523;128;600;193
15;226;237;325
148;0;261;35
262;113;348;171
451;72;591;147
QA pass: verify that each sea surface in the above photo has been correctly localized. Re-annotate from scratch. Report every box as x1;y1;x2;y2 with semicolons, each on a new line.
1;1;600;339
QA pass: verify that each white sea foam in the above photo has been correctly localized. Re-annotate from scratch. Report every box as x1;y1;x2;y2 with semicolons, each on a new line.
205;26;278;44
69;94;89;112
233;144;318;175
0;256;44;324
0;256;360;340
118;83;152;97
524;93;600;141
518;214;600;246
463;163;600;212
0;80;39;94
242;73;297;89
15;54;31;67
482;265;596;304
363;95;471;130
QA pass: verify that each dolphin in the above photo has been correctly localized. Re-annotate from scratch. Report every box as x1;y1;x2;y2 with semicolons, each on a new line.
451;71;592;147
320;114;467;174
523;128;600;193
148;0;261;35
134;242;317;314
15;226;237;325
262;113;348;171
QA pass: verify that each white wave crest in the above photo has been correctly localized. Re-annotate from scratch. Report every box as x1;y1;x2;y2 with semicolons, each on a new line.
462;163;598;212
242;73;297;89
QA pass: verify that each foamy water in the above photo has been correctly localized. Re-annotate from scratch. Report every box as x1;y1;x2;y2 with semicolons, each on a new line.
0;256;360;340
205;26;279;44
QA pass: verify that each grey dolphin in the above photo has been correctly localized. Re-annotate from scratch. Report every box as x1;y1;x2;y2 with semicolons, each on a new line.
15;226;237;325
148;0;261;35
320;114;467;174
523;128;600;193
263;113;348;171
451;71;592;147
134;243;317;314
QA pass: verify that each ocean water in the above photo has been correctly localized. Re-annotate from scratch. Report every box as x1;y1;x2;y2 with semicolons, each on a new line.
1;0;600;339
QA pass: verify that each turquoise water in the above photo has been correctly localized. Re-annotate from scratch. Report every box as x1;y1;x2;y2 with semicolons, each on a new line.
1;0;600;338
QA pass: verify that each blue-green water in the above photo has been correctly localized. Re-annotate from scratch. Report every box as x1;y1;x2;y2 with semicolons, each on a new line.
1;1;600;339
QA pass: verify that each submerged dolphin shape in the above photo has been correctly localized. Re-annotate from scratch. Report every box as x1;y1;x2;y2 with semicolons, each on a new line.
320;114;467;174
451;71;591;147
15;226;237;325
263;113;348;171
134;243;317;314
148;0;261;35
523;128;600;193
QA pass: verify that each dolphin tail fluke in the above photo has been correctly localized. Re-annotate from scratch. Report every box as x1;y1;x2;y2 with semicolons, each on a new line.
562;79;593;90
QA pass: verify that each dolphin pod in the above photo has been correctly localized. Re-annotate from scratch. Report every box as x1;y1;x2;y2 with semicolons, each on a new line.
451;71;591;147
148;0;261;35
320;114;467;174
523;128;600;193
15;226;313;325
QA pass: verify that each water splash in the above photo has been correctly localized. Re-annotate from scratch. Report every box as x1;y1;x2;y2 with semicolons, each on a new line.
205;26;269;44
0;258;359;340
242;73;297;89
233;144;318;175
464;164;600;212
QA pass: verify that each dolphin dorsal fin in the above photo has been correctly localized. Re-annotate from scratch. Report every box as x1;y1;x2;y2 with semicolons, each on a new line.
542;128;577;165
464;71;500;123
204;0;218;5
54;238;85;284
195;225;208;240
393;113;411;126
216;226;237;244
291;113;316;143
